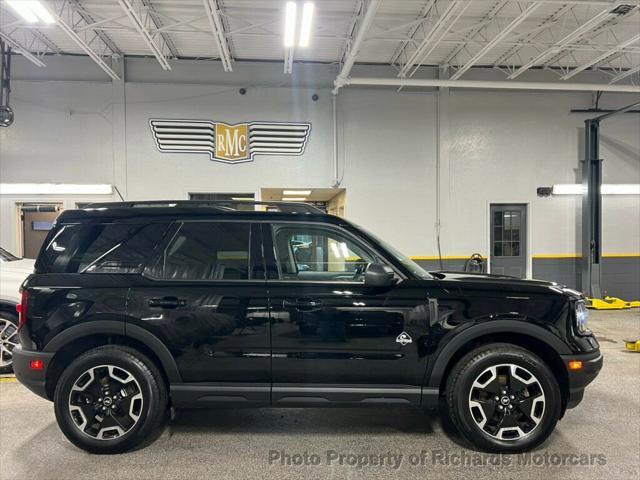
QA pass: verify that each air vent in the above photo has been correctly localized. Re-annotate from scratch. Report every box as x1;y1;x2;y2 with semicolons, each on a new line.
610;4;635;15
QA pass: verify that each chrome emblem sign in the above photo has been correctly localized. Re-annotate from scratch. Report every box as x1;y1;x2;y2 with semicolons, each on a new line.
150;119;311;164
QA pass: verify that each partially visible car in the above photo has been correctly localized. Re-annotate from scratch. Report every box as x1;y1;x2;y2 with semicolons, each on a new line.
0;247;35;373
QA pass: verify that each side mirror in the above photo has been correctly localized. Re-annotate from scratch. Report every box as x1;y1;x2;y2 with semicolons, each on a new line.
364;263;397;288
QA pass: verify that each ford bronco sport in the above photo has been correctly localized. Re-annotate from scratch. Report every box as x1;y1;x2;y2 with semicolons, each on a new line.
12;201;602;454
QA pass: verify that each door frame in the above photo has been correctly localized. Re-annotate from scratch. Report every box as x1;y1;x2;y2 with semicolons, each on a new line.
486;201;532;279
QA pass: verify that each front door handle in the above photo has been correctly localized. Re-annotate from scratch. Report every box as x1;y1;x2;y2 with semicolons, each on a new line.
283;298;322;311
148;296;186;309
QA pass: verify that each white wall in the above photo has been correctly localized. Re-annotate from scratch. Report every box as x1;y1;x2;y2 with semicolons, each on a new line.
1;58;638;261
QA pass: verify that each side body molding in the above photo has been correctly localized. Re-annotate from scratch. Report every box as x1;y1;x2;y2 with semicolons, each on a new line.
43;320;182;383
424;320;572;393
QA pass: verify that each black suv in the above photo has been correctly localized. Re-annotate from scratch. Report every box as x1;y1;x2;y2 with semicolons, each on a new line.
13;201;602;454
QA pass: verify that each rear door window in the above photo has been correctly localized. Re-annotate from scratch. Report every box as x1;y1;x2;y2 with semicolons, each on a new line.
146;222;252;281
36;223;170;273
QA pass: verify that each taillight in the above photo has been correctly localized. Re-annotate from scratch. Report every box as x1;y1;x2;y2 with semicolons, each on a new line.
16;289;29;331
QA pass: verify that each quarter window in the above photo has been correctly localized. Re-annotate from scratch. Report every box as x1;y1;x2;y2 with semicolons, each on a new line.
272;225;376;282
149;222;251;281
37;223;170;274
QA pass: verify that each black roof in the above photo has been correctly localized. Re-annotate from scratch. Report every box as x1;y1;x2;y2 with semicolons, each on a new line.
57;200;331;223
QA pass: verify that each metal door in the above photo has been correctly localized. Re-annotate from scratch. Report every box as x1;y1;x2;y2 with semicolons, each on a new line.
490;204;527;278
21;205;61;259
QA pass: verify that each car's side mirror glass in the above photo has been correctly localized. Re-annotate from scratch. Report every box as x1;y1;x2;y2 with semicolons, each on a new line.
364;263;397;288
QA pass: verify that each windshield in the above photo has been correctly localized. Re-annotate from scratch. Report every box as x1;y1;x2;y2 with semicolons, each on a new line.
350;224;433;280
0;247;19;262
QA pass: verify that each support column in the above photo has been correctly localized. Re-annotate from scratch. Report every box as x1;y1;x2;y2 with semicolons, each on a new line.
436;66;452;269
111;57;127;200
581;119;602;298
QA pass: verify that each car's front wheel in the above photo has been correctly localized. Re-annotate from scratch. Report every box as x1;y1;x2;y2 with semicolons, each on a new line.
54;345;167;454
446;343;561;452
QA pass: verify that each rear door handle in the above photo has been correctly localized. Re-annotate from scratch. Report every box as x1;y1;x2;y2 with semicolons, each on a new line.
148;297;186;309
283;298;322;311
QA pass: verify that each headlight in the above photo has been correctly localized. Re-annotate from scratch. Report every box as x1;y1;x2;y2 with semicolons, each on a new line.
575;300;590;334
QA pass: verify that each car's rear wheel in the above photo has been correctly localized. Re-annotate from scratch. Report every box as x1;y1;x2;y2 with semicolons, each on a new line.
54;345;167;454
0;312;19;374
446;343;561;452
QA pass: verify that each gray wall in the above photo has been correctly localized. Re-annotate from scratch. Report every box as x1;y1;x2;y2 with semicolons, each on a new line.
1;57;639;297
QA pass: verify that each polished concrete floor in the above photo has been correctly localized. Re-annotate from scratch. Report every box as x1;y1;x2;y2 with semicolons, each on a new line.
1;310;638;480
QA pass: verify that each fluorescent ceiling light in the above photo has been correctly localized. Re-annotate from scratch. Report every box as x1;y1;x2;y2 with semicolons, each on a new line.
282;197;307;201
230;197;254;201
284;2;297;48
552;184;640;195
0;184;113;195
283;190;312;196
7;1;55;24
26;1;55;24
298;3;314;47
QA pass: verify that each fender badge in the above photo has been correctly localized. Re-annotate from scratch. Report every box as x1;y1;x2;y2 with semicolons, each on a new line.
396;331;413;346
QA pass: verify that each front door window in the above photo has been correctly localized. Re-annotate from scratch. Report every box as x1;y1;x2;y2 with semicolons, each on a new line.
272;225;376;282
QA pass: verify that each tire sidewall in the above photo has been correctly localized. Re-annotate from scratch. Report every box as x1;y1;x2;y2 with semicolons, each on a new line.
452;348;561;453
0;312;19;374
54;348;163;453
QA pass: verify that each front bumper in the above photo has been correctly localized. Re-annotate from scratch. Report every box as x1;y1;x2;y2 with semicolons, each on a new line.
561;348;603;409
12;346;54;400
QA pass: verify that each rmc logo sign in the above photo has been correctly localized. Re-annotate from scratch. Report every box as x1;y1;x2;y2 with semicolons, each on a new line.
150;119;311;164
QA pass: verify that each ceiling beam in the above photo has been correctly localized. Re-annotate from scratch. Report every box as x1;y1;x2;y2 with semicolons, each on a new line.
561;33;640;80
493;3;573;67
0;31;46;67
141;0;180;58
342;76;640;93
202;0;233;72
69;0;122;57
52;6;120;80
609;64;640;83
398;1;470;78
507;8;614;79
333;0;381;93
390;0;437;66
116;0;172;70
450;2;542;80
443;0;509;66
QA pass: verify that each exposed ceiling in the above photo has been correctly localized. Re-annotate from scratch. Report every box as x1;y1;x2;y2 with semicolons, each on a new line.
0;0;639;87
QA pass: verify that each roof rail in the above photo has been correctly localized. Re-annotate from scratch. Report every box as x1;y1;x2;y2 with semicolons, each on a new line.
82;200;325;214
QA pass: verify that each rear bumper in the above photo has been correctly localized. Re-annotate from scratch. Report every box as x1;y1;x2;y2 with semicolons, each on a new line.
12;346;53;400
561;349;603;409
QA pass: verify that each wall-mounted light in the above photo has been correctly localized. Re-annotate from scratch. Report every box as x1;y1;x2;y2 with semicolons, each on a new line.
552;184;586;195
0;184;113;195
542;184;640;195
283;190;312;196
6;1;56;24
282;197;307;201
284;2;314;48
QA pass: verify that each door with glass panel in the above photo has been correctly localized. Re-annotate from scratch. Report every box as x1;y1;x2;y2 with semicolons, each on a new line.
264;222;433;406
490;204;527;278
126;220;270;403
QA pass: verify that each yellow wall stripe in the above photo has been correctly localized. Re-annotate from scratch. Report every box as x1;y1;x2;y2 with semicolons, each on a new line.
410;254;640;261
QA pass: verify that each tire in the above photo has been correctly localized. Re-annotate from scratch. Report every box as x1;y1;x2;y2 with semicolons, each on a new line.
446;343;561;453
0;311;19;374
54;345;168;454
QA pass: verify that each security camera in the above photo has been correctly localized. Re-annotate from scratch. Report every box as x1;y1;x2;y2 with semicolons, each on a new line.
312;94;319;101
239;88;247;95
